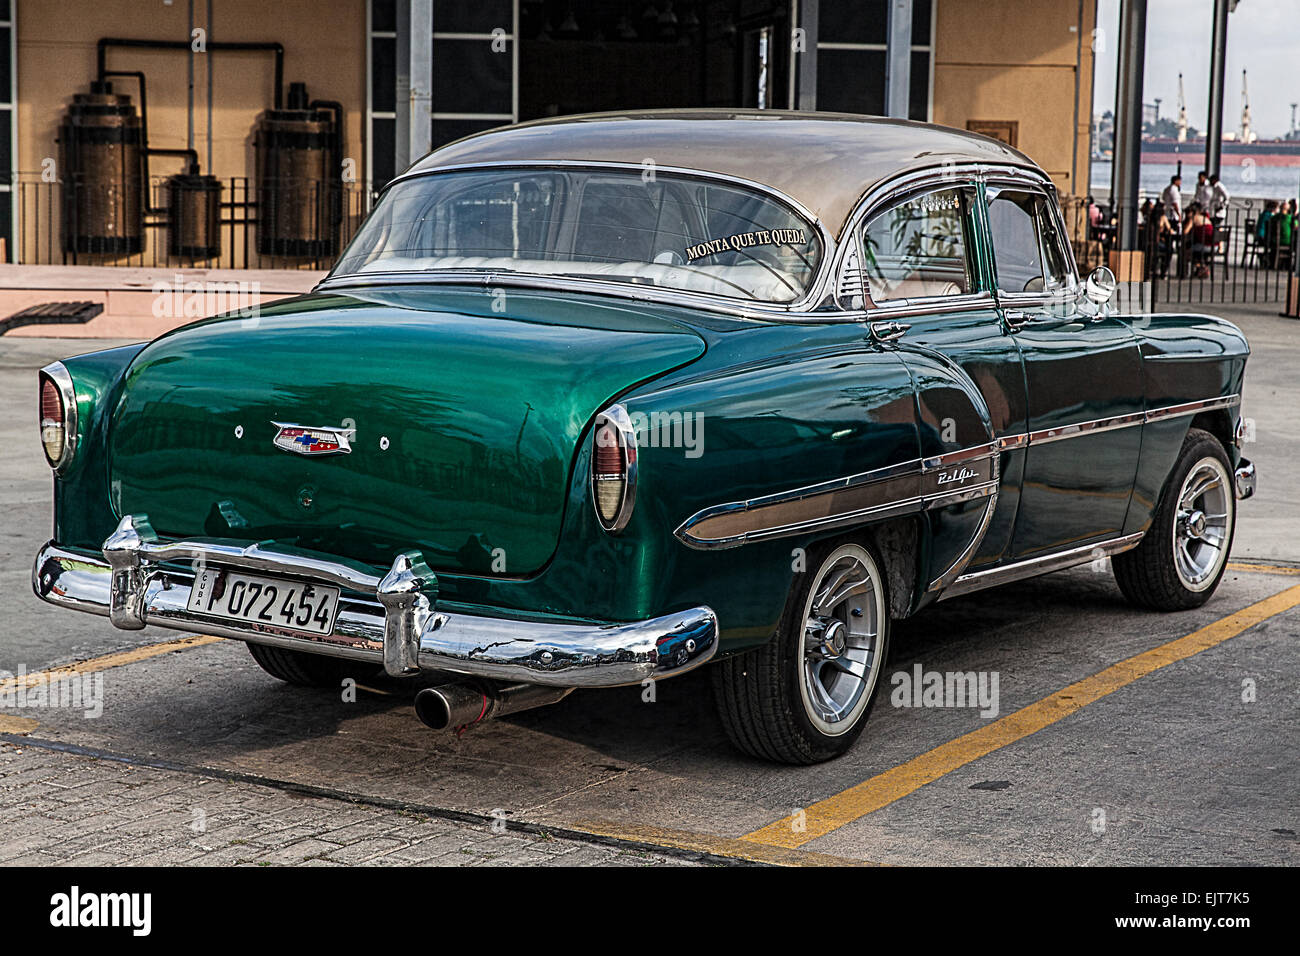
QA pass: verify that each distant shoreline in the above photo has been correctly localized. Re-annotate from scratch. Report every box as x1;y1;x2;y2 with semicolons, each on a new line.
1089;158;1298;202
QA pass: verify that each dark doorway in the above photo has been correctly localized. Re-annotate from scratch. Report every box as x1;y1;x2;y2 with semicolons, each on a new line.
517;1;794;121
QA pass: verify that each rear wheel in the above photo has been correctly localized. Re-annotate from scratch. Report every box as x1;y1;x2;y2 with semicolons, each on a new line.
246;642;377;687
1113;428;1235;611
712;541;891;764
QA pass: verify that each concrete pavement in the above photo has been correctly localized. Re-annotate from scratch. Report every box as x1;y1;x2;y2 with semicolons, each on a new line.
2;300;1298;866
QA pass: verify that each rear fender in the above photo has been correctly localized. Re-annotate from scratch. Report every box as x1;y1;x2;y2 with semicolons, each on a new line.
890;343;1000;609
49;344;148;551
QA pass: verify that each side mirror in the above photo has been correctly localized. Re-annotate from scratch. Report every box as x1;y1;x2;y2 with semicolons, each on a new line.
1085;266;1117;305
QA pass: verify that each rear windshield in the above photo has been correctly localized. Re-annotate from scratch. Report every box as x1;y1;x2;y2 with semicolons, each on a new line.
331;167;823;303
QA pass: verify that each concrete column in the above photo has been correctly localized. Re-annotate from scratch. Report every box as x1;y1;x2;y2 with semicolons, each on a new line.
885;0;912;119
796;0;819;111
1205;0;1230;180
1110;0;1147;254
394;0;432;173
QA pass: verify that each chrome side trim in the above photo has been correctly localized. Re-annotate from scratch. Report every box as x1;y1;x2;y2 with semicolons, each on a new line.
938;532;1145;600
675;443;998;549
1007;395;1238;450
675;395;1238;552
39;361;79;473
921;441;999;471
836;291;998;322
927;494;998;594
1026;410;1146;446
35;520;718;688
1144;394;1241;422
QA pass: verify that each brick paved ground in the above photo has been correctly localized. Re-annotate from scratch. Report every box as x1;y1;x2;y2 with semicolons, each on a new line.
0;742;697;867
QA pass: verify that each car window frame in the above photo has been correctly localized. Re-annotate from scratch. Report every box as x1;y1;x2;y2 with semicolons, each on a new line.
832;173;997;318
981;180;1081;306
849;183;980;308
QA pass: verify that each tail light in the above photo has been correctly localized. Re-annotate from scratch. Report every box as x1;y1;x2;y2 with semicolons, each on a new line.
38;363;78;472
591;405;637;532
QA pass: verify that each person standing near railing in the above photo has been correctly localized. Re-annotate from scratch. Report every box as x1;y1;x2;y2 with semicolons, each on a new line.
1183;202;1215;279
1209;174;1231;225
1161;174;1183;227
1141;200;1174;279
1257;200;1278;262
1154;205;1175;278
1194;171;1214;212
1279;200;1297;268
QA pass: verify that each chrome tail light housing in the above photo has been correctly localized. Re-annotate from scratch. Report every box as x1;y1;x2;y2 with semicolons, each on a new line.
591;404;637;532
38;362;78;472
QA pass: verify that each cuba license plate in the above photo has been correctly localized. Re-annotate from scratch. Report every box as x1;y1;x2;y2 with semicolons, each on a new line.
187;568;340;636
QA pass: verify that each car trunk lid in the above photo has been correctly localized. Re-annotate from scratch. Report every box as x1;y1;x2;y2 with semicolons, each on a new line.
107;288;706;575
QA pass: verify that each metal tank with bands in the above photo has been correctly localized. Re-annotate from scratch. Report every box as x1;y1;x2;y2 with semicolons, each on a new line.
254;82;343;259
58;80;145;255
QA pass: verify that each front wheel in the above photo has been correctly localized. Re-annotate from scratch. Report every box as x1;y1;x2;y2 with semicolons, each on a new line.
1113;427;1236;611
712;540;892;764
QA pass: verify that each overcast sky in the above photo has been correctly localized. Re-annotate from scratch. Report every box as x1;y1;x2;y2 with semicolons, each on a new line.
1093;0;1300;139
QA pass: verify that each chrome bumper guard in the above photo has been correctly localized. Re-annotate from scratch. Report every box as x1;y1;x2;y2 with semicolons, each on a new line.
33;515;718;688
1234;459;1256;500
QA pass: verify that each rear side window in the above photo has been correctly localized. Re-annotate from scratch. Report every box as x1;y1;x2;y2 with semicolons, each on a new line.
987;189;1074;294
855;187;973;302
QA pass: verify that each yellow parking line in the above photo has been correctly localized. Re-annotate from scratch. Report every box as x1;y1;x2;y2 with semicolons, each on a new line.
1227;561;1300;576
570;820;876;866
742;583;1300;850
0;634;224;693
0;716;40;734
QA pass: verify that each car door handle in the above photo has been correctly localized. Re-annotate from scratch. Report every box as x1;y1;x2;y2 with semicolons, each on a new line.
1004;309;1029;331
870;321;911;343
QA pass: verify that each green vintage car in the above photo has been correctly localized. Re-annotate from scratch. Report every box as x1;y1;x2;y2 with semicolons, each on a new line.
34;111;1255;764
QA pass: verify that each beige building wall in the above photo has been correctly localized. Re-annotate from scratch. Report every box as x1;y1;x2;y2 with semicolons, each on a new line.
13;0;365;262
932;0;1097;199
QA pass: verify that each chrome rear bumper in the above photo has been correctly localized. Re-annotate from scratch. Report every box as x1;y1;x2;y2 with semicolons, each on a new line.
33;515;718;688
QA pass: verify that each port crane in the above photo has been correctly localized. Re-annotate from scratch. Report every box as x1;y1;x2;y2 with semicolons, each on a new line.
1177;73;1189;143
1239;69;1254;144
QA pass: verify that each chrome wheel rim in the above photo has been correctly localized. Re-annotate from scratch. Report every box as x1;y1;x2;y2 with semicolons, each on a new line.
1172;457;1233;591
797;544;885;736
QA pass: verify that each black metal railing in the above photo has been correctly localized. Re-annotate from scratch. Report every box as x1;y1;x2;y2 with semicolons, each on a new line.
1062;195;1298;306
8;172;377;271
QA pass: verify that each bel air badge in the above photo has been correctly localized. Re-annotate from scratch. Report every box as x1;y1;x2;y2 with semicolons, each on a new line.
271;422;356;456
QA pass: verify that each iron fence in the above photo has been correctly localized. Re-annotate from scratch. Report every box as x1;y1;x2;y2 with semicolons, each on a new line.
8;172;378;271
1062;195;1298;307
9;171;1296;310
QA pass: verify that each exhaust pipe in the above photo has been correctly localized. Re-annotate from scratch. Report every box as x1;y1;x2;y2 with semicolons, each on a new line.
414;681;572;732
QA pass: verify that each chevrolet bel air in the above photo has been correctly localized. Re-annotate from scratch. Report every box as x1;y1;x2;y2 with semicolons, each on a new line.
33;111;1256;764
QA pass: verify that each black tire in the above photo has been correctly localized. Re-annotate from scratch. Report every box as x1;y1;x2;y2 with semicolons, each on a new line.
1113;427;1236;611
246;642;377;688
712;539;892;764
